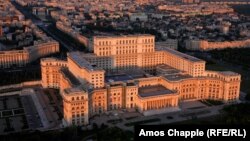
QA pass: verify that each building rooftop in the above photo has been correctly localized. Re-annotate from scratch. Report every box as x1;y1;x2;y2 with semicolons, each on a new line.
163;74;193;81
0;50;27;54
68;52;103;71
138;85;175;98
93;34;153;39
156;64;181;74
105;74;133;82
61;68;81;86
82;53;111;58
163;48;203;62
105;69;148;83
219;71;239;76
64;87;85;95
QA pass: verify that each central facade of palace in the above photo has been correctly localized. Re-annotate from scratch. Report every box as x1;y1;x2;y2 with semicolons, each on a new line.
40;35;241;126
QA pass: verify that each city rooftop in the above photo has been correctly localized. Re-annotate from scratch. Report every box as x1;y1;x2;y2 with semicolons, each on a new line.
138;85;175;98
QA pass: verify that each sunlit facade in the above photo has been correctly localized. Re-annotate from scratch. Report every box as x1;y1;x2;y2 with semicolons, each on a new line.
0;41;59;68
41;35;241;127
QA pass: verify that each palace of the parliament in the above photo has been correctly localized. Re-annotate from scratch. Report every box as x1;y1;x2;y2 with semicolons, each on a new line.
40;35;241;126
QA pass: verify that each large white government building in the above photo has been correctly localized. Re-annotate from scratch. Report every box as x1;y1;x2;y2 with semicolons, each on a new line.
41;35;241;127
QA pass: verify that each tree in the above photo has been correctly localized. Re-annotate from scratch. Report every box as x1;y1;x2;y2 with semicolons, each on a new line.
245;93;250;101
220;103;250;124
96;127;133;141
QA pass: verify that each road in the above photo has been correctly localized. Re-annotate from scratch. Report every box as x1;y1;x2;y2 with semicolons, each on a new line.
21;95;43;129
38;24;74;51
36;88;60;128
12;1;74;52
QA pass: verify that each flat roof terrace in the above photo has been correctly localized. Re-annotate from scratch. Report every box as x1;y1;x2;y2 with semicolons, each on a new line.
163;48;203;62
156;64;181;74
64;87;86;95
105;74;133;82
94;34;153;39
105;70;148;83
68;52;103;71
163;74;193;81
138;85;175;98
61;68;81;86
219;71;239;76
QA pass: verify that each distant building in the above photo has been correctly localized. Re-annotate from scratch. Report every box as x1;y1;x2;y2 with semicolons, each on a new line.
156;39;178;50
220;22;231;35
220;25;230;34
135;0;149;5
185;39;250;51
0;50;29;68
32;7;48;16
41;35;241;127
185;39;207;51
130;13;148;22
56;21;90;49
182;0;200;4
0;40;59;68
0;26;3;37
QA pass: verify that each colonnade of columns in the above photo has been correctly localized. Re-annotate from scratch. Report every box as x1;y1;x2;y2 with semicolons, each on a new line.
142;98;178;111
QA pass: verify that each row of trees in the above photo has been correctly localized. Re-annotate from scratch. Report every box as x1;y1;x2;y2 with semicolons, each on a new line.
174;103;250;125
219;103;250;124
209;48;250;70
1;124;133;141
208;48;250;99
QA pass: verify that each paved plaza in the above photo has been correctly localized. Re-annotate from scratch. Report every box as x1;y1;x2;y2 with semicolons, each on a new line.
90;100;231;131
0;94;42;134
0;86;242;134
0;87;65;134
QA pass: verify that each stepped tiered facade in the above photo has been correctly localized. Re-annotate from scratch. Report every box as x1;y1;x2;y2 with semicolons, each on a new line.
41;35;241;126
